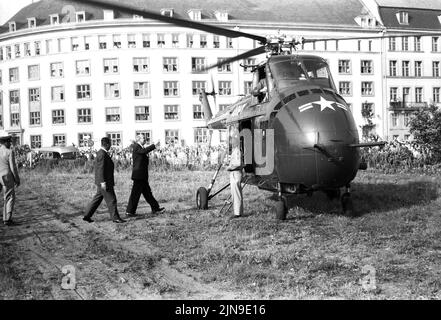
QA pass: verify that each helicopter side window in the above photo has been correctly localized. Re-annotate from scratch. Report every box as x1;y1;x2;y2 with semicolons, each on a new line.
302;59;335;89
271;61;307;81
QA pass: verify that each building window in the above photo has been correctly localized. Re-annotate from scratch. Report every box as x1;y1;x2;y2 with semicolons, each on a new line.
133;57;149;72
193;104;204;119
200;34;207;48
50;62;64;78
402;61;410;77
76;11;85;22
107;132;122;147
34;41;41;56
192;81;206;95
389;37;396;51
30;135;42;148
244;81;253;95
415;87;423;103
339;82;352;96
78;133;93;147
0;48;3;61
361;60;373;74
113;34;121;48
71;37;80;51
194;128;208;144
142;34;150;48
53;134;66;146
104;83;120;99
404;113;411;127
390;87;398;101
213;35;220;48
28;65;40;80
30;111;41;126
14;44;20;58
415;61;422;77
9;22;16;32
163;57;178;72
51;86;65;102
389;60;397;76
397;11;409;25
432;37;439;52
227;37;233;48
9;67;19;83
414;36;422;51
433;87;440;103
219;104;229;112
84;36;91;50
9;90;20;105
243;58;256;72
105;107;121;122
0;70;2;84
10;113;20;127
75;60;90;75
52;109;65;124
361;82;374;96
192;57;206;72
29;88;40;103
391;113;398;127
78;108;92;123
99;35;107;49
135;131;151;144
433;61;440;77
187;34;193;48
165;130;179;144
134;82;150;98
157;33;165;47
218;81;232;96
217;58;232;72
164;105;180;120
172;33;179;48
338;60;351;74
402;37;409;51
103;58;119;74
403;87;410;102
50;14;59;25
135;106;150;121
76;84;91;100
164;81;179;97
127;34;136;48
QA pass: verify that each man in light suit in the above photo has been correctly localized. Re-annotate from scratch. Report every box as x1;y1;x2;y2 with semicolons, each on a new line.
83;137;126;223
125;134;164;218
227;125;244;219
0;135;20;226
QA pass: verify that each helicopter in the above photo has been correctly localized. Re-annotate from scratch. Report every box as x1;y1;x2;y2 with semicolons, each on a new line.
69;0;441;219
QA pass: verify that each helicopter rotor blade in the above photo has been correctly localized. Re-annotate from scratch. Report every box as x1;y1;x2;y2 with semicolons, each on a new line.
201;45;267;72
69;0;267;43
303;31;441;43
210;74;217;108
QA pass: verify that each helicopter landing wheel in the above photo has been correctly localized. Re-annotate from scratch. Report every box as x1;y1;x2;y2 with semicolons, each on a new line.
196;187;209;210
341;192;355;217
275;197;288;220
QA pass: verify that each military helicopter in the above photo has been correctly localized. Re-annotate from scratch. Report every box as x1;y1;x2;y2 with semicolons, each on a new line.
70;0;440;219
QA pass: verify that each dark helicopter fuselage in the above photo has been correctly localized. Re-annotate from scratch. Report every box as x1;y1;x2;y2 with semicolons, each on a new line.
219;54;361;195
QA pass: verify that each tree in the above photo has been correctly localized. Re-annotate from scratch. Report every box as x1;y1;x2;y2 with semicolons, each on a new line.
408;104;441;163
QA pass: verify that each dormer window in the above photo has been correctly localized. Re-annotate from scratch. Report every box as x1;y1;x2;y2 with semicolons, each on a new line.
356;15;376;28
133;14;143;20
50;14;59;25
188;9;201;21
103;10;114;20
214;10;228;22
28;17;36;28
9;22;16;32
396;11;409;25
161;8;174;17
76;11;85;23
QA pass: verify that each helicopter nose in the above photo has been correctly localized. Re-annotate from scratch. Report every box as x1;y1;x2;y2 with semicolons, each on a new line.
273;91;360;188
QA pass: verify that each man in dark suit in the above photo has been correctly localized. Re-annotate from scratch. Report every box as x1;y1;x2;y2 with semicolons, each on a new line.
125;134;164;218
83;137;126;223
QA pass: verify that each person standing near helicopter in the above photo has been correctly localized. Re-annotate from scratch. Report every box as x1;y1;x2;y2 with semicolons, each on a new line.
226;125;244;219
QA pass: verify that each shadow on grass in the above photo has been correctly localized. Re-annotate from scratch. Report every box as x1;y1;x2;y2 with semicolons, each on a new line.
269;180;439;218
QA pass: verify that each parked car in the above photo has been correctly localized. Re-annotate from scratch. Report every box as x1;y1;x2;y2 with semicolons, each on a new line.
32;146;80;160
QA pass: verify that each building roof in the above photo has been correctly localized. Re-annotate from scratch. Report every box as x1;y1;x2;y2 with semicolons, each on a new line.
0;0;369;34
379;6;441;30
376;0;441;11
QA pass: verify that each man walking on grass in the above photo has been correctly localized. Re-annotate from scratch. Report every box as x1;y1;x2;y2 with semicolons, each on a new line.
83;137;126;224
125;134;164;218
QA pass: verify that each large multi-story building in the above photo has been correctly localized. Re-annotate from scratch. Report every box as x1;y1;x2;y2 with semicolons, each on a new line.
0;0;440;148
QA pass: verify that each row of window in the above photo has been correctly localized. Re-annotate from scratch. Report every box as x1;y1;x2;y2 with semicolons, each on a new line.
391;112;412;128
0;104;233;129
389;87;441;103
28;128;210;149
388;36;440;52
0;33;236;61
388;60;441;77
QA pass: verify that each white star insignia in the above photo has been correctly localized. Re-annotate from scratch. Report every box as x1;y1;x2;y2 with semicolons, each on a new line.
318;96;335;111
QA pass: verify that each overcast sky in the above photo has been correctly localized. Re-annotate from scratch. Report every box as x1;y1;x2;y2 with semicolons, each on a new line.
0;0;35;25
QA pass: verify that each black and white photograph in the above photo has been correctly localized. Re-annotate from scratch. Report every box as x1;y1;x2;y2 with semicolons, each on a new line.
0;0;440;305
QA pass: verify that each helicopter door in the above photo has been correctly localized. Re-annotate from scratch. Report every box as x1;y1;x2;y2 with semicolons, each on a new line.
239;119;254;174
252;66;268;104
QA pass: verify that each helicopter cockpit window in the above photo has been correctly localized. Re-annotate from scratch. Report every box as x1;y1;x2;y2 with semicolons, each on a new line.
302;59;334;89
270;61;307;81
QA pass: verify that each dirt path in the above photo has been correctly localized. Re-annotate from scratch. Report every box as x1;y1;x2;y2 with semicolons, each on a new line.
0;183;239;300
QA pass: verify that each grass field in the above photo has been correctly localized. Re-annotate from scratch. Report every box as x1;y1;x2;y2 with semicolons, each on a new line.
1;167;440;299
